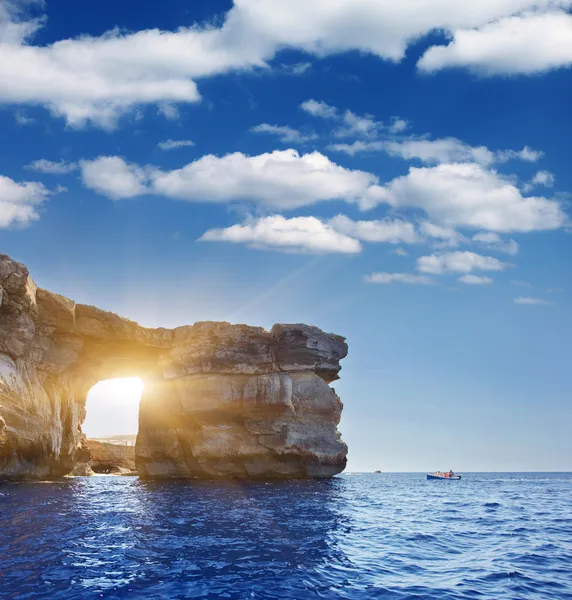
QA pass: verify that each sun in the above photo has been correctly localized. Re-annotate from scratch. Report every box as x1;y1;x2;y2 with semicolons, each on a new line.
82;378;145;438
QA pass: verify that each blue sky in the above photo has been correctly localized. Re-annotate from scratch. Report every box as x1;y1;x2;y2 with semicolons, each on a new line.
1;0;571;471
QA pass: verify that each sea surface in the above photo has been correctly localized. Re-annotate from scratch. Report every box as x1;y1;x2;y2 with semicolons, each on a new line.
1;473;571;599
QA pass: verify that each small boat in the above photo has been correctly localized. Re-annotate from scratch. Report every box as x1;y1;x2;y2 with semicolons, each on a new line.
427;472;462;481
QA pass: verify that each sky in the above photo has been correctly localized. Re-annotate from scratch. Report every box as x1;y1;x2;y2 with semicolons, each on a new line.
2;0;572;471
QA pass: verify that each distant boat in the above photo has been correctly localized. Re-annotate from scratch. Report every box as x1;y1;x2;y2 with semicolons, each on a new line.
427;472;462;481
374;470;382;473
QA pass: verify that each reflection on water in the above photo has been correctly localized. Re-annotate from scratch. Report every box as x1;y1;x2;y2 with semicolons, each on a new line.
1;473;571;599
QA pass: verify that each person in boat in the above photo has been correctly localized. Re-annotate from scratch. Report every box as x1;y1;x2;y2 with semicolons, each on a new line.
448;470;454;477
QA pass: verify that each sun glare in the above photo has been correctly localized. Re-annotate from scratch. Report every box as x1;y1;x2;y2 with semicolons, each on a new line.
82;378;145;438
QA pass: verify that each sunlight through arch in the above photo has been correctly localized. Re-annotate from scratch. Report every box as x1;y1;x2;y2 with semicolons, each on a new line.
82;378;144;440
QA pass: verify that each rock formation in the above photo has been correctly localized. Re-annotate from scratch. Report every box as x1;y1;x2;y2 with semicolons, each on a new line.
84;439;136;474
0;253;348;480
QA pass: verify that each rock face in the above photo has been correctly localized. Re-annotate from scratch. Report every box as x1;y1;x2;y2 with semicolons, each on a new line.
0;253;348;480
86;440;136;474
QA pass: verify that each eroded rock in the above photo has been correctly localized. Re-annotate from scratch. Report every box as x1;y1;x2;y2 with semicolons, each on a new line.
0;253;348;480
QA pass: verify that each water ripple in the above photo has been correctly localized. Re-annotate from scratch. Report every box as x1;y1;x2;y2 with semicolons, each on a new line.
1;473;571;599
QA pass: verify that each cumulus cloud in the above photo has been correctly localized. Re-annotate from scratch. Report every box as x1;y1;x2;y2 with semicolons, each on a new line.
420;221;468;247
418;11;572;75
514;296;553;305
496;146;544;162
458;274;493;285
80;150;382;209
0;174;51;228
379;163;566;232
327;141;385;156
530;170;555;187
199;215;362;254
280;61;312;75
472;231;519;255
78;150;569;234
329;136;543;166
80;156;149;199
300;99;339;120
523;169;555;192
365;272;435;285
14;109;33;125
512;280;534;288
393;247;409;257
26;159;77;174
417;251;509;274
250;123;317;143
303;99;402;139
335;110;381;138
328;214;421;244
389;118;409;133
1;1;571;126
152;150;382;209
383;138;495;165
158;103;180;121
157;139;195;151
0;0;44;45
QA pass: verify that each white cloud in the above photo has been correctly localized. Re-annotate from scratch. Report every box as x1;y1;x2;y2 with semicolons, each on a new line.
531;170;555;187
300;99;339;120
378;163;566;232
418;251;509;274
384;138;496;165
418;11;572;75
199;215;362;254
80;156;149;199
512;280;534;288
0;174;51;228
329;214;421;244
157;139;195;151
250;123;317;143
80;150;382;209
158;103;180;121
301;100;382;138
14;109;33;125
393;247;409;257
330;136;543;166
281;61;312;75
514;296;553;305
458;274;493;285
365;272;435;285
420;221;467;247
335;110;381;138
78;151;569;234
300;99;386;139
149;150;380;210
496;146;544;163
472;231;519;255
2;1;571;127
523;169;555;192
0;0;44;45
26;159;77;174
389;118;409;133
327;140;385;156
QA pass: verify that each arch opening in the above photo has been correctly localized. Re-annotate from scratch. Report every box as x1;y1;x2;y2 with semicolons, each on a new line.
81;378;144;475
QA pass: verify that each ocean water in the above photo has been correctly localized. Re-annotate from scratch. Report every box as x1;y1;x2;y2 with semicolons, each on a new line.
1;473;571;599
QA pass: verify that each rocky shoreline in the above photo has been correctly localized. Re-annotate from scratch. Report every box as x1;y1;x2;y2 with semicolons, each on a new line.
0;253;348;481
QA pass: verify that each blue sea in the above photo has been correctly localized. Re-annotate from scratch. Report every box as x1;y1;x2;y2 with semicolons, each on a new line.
1;473;571;599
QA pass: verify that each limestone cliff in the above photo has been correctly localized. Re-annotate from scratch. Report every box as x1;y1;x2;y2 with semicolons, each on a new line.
0;253;348;480
86;440;136;473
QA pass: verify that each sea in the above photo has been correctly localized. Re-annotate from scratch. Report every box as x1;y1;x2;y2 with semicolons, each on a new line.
1;472;571;599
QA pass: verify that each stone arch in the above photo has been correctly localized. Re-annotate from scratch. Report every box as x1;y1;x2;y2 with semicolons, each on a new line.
0;254;349;480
